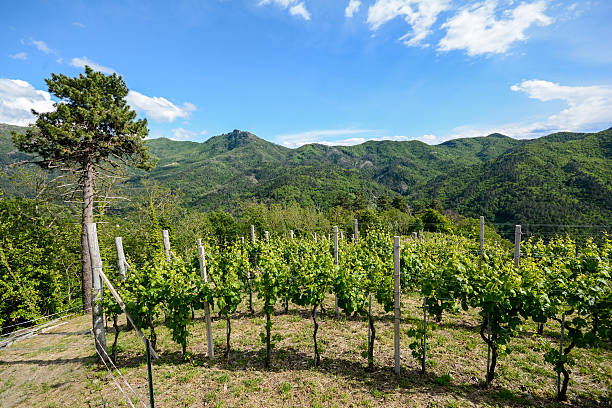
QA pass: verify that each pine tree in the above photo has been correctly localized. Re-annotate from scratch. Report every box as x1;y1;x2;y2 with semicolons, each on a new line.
13;66;155;312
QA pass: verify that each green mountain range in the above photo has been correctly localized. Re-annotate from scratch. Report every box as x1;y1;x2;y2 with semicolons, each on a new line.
2;123;611;229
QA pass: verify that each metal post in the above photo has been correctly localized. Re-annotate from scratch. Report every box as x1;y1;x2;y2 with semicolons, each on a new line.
422;296;427;374
368;293;372;347
333;226;339;317
487;315;491;380
479;216;484;255
393;236;401;375
557;312;565;395
146;337;155;408
198;239;214;359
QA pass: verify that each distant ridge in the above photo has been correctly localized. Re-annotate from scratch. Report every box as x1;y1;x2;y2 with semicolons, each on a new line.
1;124;610;227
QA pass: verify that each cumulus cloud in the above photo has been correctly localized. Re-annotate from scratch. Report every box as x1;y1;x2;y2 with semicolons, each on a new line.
440;80;612;141
345;0;361;18
170;127;208;141
126;91;196;123
70;57;116;74
259;0;311;21
367;0;451;47
510;79;612;131
0;78;55;126
438;0;552;56
9;52;27;60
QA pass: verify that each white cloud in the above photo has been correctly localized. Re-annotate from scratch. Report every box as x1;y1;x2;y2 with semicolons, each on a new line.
345;0;361;18
126;90;196;123
73;22;86;28
31;39;52;54
9;52;27;60
170;127;208;141
439;80;612;142
275;129;438;147
510;79;612;131
70;57;116;74
438;0;552;56
289;3;311;20
259;0;311;21
0;78;55;126
367;0;451;47
276;128;377;147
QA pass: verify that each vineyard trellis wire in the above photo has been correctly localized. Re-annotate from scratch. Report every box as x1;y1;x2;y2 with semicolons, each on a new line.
86;219;610;403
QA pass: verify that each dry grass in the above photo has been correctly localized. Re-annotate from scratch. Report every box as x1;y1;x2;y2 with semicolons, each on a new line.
0;294;610;408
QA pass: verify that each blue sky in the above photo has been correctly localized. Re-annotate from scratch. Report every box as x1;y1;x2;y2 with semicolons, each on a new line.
1;0;611;147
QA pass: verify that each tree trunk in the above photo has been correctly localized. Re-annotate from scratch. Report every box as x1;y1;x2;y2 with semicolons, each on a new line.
312;305;320;367
81;161;94;312
265;312;271;369
367;312;375;371
225;315;231;358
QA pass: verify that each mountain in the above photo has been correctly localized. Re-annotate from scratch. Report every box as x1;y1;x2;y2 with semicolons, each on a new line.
418;129;612;230
1;124;611;228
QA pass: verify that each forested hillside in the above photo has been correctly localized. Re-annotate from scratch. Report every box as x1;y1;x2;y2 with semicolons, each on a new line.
1;124;611;227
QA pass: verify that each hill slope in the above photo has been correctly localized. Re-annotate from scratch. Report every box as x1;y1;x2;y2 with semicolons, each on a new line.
1;124;611;227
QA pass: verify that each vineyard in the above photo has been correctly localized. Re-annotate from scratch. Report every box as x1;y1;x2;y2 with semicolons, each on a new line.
1;222;611;407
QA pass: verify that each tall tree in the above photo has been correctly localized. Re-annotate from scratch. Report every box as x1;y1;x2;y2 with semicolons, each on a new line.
12;66;154;312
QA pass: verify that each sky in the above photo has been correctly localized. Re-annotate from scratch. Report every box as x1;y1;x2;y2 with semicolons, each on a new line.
1;0;611;147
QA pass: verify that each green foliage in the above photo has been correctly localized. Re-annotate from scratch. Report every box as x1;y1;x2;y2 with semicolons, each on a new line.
0;198;80;329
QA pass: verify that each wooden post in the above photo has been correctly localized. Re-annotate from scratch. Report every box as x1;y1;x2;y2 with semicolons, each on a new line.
354;219;358;243
197;239;214;359
514;225;521;267
85;223;108;360
418;230;423;244
333;226;339;317
250;225;256;243
290;230;294;240
393;236;401;375
314;232;317;242
265;230;269;243
479;216;485;256
413;232;418;241
114;237;127;281
162;230;171;262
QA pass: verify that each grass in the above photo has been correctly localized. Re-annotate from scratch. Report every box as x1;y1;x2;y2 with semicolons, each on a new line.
0;294;610;407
